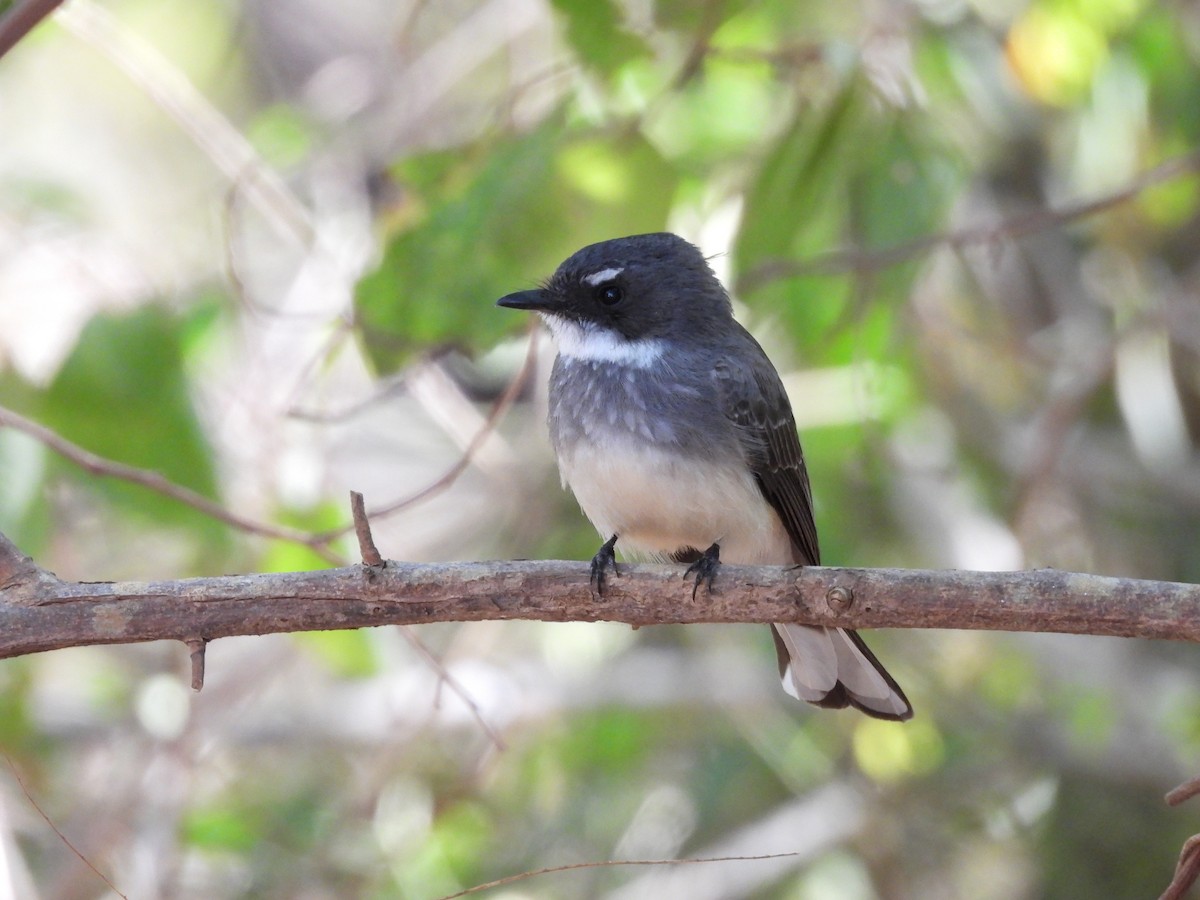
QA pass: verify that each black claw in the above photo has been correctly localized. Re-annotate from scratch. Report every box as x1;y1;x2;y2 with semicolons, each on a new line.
684;542;721;600
590;534;620;596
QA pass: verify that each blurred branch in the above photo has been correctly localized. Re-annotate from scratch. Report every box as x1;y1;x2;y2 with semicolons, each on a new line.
1167;776;1200;808
2;753;128;899
1163;776;1200;900
56;0;315;246
397;625;507;752
0;404;347;566
0;0;64;59
738;148;1200;290
439;849;813;899
0;333;535;566
2;531;1199;658
1162;835;1200;900
309;329;539;543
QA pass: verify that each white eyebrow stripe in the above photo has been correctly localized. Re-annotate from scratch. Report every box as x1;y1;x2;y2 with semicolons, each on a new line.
582;267;624;286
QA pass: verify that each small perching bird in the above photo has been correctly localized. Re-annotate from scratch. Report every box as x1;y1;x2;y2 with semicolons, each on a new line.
497;233;911;720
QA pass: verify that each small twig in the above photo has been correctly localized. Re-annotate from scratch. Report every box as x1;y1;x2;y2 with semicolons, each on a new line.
351;490;507;749
364;327;538;520
2;752;128;899
1161;836;1200;900
316;327;539;538
286;368;410;424
398;627;507;753
0;530;38;587
1160;775;1200;900
0;328;534;570
1011;337;1116;524
350;491;384;567
1167;776;1200;808
352;491;506;750
185;638;207;691
0;0;66;59
435;850;811;900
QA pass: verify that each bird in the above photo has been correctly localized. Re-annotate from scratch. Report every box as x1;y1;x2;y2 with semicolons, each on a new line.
496;232;911;720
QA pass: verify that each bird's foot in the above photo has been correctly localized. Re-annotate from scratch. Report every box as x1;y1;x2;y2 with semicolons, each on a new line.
684;542;721;600
590;534;619;596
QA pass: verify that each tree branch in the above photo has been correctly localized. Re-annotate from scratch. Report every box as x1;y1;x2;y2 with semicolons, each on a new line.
737;148;1200;290
0;531;59;596
0;403;347;566
0;328;536;564
0;0;65;60
1;529;1198;660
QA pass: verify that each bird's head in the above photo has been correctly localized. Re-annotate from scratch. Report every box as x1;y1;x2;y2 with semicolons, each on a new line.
497;233;732;362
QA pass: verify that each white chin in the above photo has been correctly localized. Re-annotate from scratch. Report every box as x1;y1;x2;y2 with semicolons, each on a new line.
542;316;663;368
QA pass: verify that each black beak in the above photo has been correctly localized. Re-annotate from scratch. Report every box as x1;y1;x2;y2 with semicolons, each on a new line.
496;289;554;312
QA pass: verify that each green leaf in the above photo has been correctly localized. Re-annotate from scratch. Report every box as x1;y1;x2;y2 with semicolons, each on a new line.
356;124;677;372
548;0;649;75
849;121;952;251
0;427;45;541
247;104;316;170
293;629;379;679
735;77;871;268
734;79;956;356
14;304;226;548
732;77;874;336
183;807;259;853
259;500;346;573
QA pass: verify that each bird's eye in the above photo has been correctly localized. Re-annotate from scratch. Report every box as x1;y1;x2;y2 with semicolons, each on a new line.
597;284;623;306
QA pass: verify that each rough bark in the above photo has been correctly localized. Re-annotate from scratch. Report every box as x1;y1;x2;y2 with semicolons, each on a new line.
1;530;1198;660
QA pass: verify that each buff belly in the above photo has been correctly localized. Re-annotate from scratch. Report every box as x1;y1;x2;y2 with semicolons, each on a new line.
556;438;793;565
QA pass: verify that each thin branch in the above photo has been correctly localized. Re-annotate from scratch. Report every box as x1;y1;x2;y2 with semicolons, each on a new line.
1162;775;1200;900
2;752;128;900
0;330;537;568
0;0;64;59
1167;776;1200;808
319;327;539;535
397;626;507;752
1;535;1199;658
1011;335;1116;523
436;849;812;900
0;404;346;565
1161;836;1200;900
737;149;1200;291
56;0;314;246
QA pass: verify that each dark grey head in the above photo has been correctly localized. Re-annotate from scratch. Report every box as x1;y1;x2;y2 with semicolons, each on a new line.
496;233;732;345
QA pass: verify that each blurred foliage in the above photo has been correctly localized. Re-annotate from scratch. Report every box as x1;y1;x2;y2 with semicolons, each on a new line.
1;0;1199;898
357;124;678;369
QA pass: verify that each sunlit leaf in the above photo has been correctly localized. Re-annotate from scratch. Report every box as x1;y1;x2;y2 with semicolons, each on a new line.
733;77;874;336
184;807;259;853
548;0;649;75
293;629;379;679
356;123;677;372
12;304;226;548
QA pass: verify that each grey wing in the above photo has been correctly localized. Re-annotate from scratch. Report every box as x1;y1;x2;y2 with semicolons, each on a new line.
713;329;913;721
712;335;819;566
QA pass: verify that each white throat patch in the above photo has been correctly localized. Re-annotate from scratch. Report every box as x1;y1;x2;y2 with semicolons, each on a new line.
542;316;663;368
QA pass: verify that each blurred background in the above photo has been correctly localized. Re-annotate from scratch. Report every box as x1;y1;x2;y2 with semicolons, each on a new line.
1;0;1199;897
